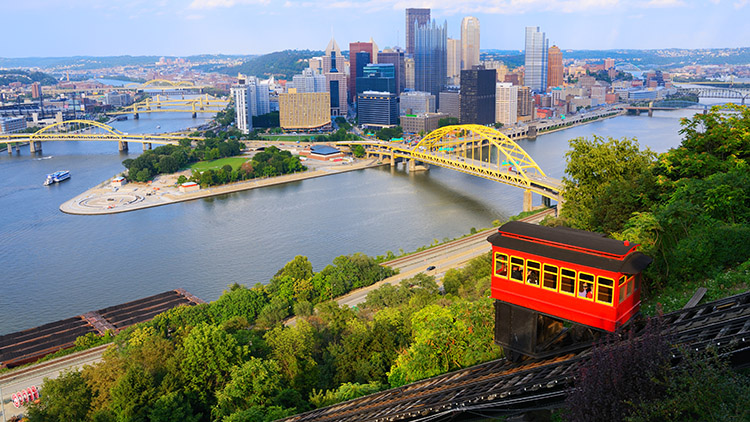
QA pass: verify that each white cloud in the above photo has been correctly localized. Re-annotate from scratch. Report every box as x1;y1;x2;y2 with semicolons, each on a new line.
189;0;270;9
641;0;686;7
734;0;749;7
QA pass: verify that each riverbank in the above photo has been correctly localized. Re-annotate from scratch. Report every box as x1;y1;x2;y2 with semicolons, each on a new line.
60;158;385;215
533;109;625;137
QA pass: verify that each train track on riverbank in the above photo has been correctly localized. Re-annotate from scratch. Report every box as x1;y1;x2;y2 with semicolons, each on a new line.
279;291;750;422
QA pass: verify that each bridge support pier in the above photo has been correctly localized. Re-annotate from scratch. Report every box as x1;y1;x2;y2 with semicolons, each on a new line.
30;141;42;154
523;190;533;212
542;196;551;208
133;113;139;120
408;159;429;172
118;141;129;152
191;112;197;118
143;143;152;151
648;108;653;117
7;143;14;155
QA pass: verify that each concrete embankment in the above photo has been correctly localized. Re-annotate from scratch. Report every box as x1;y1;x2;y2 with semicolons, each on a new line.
60;158;385;215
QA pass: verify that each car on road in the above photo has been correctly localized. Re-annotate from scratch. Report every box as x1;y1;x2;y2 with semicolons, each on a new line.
426;265;436;271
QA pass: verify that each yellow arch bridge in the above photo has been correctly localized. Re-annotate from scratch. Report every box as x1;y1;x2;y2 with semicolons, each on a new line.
344;125;563;212
123;79;209;91
2;120;197;155
108;94;229;118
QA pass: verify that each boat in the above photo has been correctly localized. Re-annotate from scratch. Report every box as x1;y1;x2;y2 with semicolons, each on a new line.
44;170;70;186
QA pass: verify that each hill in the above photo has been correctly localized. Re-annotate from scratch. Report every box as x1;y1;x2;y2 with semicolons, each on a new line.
216;49;324;80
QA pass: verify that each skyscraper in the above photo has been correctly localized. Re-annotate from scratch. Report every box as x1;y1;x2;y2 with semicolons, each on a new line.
405;8;430;56
415;19;447;104
524;26;548;93
447;38;461;85
322;37;348;116
495;82;518;125
547;45;563;89
461;17;480;70
349;41;375;103
460;67;496;125
405;58;415;90
378;48;405;94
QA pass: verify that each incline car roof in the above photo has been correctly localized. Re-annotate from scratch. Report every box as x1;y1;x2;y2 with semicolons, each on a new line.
487;221;652;274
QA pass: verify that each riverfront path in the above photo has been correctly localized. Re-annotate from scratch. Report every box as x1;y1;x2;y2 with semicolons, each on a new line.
60;158;383;215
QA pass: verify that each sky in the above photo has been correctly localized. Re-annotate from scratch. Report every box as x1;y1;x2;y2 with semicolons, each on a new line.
1;0;748;57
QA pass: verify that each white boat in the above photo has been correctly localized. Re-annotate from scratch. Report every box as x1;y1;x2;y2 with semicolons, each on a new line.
44;170;70;186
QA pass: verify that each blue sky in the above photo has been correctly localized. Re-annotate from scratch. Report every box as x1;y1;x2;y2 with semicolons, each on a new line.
1;0;748;57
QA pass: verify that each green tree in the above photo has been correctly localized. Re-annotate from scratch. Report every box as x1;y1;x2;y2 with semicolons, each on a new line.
265;320;319;392
351;144;366;158
438;117;459;127
180;323;245;400
561;135;657;233
213;358;284;419
26;370;92;422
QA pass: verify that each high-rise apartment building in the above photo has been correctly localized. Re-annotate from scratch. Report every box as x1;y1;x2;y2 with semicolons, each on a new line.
460;67;496;125
447;38;461;85
495;82;518;125
517;86;534;122
31;82;42;99
524;26;548;93
415;19;447;105
547;45;563;89
279;92;331;130
378;48;405;94
461;17;480;70
291;68;327;93
349;41;375;103
405;58;415;90
231;77;253;134
405;8;430;56
604;58;615;70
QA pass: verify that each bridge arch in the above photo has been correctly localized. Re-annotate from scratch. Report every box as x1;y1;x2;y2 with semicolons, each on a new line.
124;79;195;89
415;124;547;181
31;119;125;139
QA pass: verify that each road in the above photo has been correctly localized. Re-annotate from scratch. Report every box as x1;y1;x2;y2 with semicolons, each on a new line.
287;207;556;324
0;344;109;420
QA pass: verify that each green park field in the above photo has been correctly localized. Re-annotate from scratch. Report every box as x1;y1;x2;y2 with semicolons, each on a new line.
189;156;249;172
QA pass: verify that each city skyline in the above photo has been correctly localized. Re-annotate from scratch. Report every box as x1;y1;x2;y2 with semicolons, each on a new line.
1;0;749;58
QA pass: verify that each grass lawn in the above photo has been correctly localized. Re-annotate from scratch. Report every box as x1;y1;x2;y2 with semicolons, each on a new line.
190;156;249;172
261;134;310;141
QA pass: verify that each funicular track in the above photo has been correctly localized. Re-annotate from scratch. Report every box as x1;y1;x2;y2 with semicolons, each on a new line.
279;291;750;422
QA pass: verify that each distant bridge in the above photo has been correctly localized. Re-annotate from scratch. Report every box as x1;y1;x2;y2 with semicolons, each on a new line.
675;86;749;104
343;124;563;212
107;94;229;118
2;120;196;155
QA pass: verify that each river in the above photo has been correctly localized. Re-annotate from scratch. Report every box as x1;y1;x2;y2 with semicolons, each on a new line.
0;107;710;334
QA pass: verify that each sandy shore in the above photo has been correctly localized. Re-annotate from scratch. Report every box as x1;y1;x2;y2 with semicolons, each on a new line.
60;158;385;215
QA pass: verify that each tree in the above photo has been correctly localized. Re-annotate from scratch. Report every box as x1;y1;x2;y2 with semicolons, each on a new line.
351;145;366;158
213;358;284;419
265;320;319;392
561;135;657;233
180;323;245;400
438;117;459;128
158;155;179;174
26;370;92;422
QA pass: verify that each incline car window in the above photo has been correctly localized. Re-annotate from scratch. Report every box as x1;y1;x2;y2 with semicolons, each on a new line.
526;261;541;286
494;253;508;278
510;257;524;282
578;273;594;300
597;277;614;305
543;264;558;291
560;268;575;294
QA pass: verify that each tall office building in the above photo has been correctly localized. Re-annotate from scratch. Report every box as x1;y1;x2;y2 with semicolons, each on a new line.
357;63;396;95
357;91;399;127
461;17;480;70
405;58;415;90
349;41;375;103
399;91;436;115
438;89;460;119
447;38;461;85
322;38;348;116
524;26;548;93
405;8;430;56
495;82;518;125
547;45;563;89
415;19;447;104
378;48;405;94
322;37;345;75
459;67;496;125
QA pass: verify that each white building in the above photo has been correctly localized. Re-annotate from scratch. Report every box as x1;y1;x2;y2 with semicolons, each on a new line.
495;83;518;126
103;92;132;107
461;17;480;70
291;68;327;93
447;38;461;86
399;91;436;115
231;75;273;134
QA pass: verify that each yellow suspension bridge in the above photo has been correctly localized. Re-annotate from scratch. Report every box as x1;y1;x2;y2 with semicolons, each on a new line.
107;94;229;119
344;124;563;212
2;120;197;155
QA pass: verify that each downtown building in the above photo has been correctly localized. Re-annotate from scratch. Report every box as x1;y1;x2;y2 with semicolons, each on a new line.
290;68;327;93
405;8;430;56
322;38;348;117
517;86;534;122
231;75;271;134
357;64;396;96
357;91;398;128
279;92;331;130
461;17;480;70
349;40;377;103
495;82;518;126
399;91;436;115
447;38;461;85
547;45;563;89
414;19;447;106
378;48;406;95
460;67;496;125
524;27;549;93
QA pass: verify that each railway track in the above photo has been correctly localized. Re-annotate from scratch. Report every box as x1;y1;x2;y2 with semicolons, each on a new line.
279;291;750;422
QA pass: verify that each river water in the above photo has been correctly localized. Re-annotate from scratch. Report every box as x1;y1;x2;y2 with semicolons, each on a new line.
0;107;706;334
